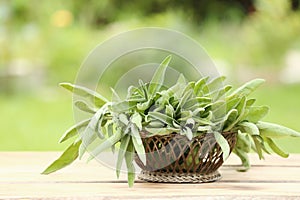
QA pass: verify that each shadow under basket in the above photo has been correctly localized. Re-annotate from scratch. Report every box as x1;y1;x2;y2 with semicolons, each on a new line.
135;132;237;183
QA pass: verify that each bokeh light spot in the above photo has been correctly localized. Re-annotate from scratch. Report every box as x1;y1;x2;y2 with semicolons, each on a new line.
51;10;73;28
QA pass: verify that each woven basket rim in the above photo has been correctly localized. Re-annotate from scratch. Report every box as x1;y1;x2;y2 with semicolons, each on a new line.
140;131;236;138
138;170;222;183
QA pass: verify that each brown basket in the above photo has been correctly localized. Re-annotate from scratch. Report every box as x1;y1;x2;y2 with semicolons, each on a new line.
135;132;237;183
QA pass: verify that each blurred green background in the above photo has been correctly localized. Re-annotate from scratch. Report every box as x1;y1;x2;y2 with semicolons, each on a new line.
1;0;300;152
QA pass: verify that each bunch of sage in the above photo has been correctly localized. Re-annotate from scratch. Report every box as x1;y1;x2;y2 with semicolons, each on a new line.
42;55;300;187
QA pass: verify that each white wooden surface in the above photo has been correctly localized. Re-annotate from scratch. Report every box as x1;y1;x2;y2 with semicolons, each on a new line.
0;152;300;199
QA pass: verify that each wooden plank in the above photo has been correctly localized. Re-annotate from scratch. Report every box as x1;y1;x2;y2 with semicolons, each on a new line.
1;152;299;166
225;153;300;166
1;164;300;182
0;152;300;199
1;183;300;199
0;152;299;182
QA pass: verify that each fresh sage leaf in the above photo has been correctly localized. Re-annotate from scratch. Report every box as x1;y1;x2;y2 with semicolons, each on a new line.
131;125;146;165
145;127;179;136
75;101;96;114
125;139;135;187
148;55;172;96
213;132;230;160
116;134;130;178
59;118;90;143
227;79;265;99
233;147;250;172
265;137;289;158
42;140;82;174
239;122;260;136
131;112;142;130
257;121;300;138
194;76;209;96
60;82;108;107
148;111;174;126
252;135;264;159
244;106;269;123
202;76;226;95
119;113;129;125
88;129;123;161
79;106;108;158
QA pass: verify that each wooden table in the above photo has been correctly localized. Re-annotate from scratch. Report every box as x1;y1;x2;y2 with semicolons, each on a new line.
0;152;299;199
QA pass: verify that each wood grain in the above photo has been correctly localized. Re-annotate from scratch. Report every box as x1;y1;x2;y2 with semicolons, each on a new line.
0;152;299;199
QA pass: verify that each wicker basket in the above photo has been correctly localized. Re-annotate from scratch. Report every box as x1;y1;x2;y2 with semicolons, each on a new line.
135;132;237;183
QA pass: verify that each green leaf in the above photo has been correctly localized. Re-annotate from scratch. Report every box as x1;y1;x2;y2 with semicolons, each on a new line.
78;126;97;159
202;76;226;95
226;97;242;112
111;101;136;113
145;127;179;136
194;76;209;96
128;95;145;103
119;113;129;125
221;109;238;131
197;126;211;132
246;99;256;107
96;116;107;139
223;110;238;132
75;101;96;114
137;99;152;111
148;55;172;96
207;85;232;100
131;125;146;165
170;74;187;99
213;132;230;160
88;129;123;161
147;120;165;128
227;79;265;99
177;110;193;122
252;135;264;159
130;124;142;145
181;81;195;97
224;96;246;131
244;106;269;123
192;107;205;116
195;111;213;125
236;96;246;115
184;97;211;110
59;118;90;143
138;79;149;100
239;122;260;136
265;137;289;158
165;104;174;118
148;111;174;126
233;147;250;172
210;101;227;121
131;112;142;130
182;127;193;140
106;122;115;153
176;90;193;114
79;106;108;158
257;121;300;138
236;131;251;153
59;82;108;107
125;139;135;187
116;134;130;178
42;140;81;174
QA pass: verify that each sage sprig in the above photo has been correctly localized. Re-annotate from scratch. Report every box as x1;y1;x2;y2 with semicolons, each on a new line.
43;55;300;187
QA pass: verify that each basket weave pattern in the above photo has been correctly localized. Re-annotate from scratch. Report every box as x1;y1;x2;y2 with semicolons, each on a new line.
135;132;237;183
